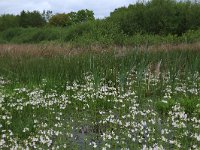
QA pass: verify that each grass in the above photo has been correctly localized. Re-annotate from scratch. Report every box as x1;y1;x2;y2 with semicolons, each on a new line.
0;45;200;149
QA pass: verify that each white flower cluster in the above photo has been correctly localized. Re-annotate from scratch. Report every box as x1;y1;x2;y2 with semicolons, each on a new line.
0;71;199;149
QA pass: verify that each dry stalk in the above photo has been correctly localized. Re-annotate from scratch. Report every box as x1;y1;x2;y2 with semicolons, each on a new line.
147;60;162;91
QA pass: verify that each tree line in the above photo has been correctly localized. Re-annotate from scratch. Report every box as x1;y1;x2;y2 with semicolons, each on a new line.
0;0;200;36
109;0;200;35
0;9;94;31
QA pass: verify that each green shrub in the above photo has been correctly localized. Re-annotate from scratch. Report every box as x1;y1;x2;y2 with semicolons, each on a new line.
64;22;93;42
26;28;62;43
65;20;125;46
1;28;22;41
0;22;199;46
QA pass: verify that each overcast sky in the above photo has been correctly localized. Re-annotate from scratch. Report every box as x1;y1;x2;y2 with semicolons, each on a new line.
0;0;136;18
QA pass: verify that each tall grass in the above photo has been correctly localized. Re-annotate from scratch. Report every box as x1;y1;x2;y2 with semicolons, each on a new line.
0;48;199;88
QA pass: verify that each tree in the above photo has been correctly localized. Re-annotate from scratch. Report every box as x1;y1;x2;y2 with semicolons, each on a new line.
49;13;71;27
108;0;200;35
68;12;77;25
145;0;177;34
75;9;95;23
48;9;95;27
0;14;19;31
19;10;46;28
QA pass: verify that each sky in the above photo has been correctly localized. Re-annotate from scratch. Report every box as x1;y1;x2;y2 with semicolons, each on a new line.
0;0;136;18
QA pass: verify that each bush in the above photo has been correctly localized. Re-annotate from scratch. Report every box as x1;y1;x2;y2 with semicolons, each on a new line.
64;20;125;46
0;27;68;43
64;22;93;42
1;28;22;41
27;28;63;43
0;22;199;46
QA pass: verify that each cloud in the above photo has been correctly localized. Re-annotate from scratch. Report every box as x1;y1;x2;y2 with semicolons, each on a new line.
0;0;135;18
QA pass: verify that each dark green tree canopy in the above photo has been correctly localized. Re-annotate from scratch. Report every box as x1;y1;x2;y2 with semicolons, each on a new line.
108;0;200;35
0;14;19;31
19;10;46;28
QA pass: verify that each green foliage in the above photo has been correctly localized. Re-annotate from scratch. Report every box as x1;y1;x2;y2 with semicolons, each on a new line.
9;107;36;140
49;9;95;27
20;28;63;43
19;10;46;28
0;19;124;45
156;97;200;117
75;9;95;23
1;26;200;46
0;14;19;31
1;28;22;41
109;4;147;35
1;1;200;44
64;22;93;41
109;0;200;35
179;98;199;115
0;10;46;31
64;20;124;45
49;13;71;27
156;99;175;116
0;27;68;43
